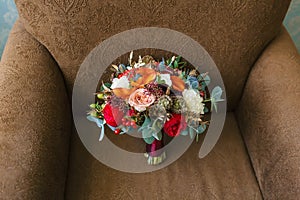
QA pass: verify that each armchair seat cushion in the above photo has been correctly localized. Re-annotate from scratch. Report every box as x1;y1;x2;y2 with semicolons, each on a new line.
65;113;262;199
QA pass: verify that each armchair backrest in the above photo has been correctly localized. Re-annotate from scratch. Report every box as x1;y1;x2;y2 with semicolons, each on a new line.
15;0;291;110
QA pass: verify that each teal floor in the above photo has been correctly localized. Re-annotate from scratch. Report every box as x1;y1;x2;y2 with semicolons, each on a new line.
0;0;299;60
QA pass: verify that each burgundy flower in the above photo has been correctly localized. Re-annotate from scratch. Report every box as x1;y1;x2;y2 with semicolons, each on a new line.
163;114;187;137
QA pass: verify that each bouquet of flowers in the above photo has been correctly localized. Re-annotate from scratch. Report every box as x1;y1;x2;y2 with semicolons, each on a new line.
87;51;223;165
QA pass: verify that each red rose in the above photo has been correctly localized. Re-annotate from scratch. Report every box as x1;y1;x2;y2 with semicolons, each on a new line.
163;114;187;137
103;104;123;127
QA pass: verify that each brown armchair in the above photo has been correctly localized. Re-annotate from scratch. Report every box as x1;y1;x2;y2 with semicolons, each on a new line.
0;1;299;199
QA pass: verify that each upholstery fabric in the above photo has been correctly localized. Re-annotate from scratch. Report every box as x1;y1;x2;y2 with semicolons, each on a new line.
66;113;262;200
14;0;291;110
0;0;299;199
236;28;300;199
0;20;71;199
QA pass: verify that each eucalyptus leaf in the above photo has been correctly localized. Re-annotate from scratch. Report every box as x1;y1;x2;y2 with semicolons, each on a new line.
204;107;209;113
152;119;163;133
158;62;166;72
138;117;151;132
152;131;162;141
119;64;126;73
199;73;211;86
189;126;195;139
143;129;155;144
211;101;218;112
120;126;130;134
197;124;207;134
211;86;223;101
180;129;189;136
210;86;224;112
191;81;199;89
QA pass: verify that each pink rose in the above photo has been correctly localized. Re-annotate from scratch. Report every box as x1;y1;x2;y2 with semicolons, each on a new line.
128;89;156;112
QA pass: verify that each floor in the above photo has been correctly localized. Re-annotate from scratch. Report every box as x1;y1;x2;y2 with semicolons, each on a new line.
0;0;299;60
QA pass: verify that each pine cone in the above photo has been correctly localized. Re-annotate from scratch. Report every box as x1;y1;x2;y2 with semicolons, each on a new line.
171;96;187;114
157;95;172;110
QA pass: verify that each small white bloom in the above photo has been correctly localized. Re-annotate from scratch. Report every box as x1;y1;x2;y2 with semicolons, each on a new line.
159;74;172;87
134;62;146;68
130;51;133;58
129;51;133;63
183;89;205;114
172;56;176;62
111;76;130;89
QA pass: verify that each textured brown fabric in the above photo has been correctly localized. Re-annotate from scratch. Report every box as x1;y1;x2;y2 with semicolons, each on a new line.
1;1;297;199
65;113;262;199
15;0;291;110
236;27;300;199
0;20;71;199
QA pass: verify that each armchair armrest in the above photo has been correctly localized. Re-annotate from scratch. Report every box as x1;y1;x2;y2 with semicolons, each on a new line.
0;20;71;199
236;27;300;199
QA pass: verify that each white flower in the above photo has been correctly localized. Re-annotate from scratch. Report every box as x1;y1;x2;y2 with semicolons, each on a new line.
182;89;205;114
111;76;130;89
159;74;172;86
134;62;146;68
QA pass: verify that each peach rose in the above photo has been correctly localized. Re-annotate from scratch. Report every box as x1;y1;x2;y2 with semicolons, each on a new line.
128;89;156;112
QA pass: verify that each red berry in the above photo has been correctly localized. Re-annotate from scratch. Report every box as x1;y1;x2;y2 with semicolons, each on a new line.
114;129;121;135
125;122;131;126
130;121;135;126
121;118;126;122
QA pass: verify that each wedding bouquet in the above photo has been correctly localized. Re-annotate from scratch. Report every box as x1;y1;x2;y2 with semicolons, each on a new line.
87;52;223;165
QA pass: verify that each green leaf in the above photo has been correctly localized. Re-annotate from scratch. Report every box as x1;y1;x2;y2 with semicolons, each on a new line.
153;131;162;141
118;64;126;73
211;86;223;101
197;124;207;134
210;86;225;112
166;58;171;65
89;104;96;109
152;119;163;133
180;129;189;136
142;129;155;144
199;73;211;86
211;100;218;112
174;60;179;68
189;126;195;139
204;107;209;113
138;117;151;132
176;56;182;63
178;62;187;69
100;83;112;92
